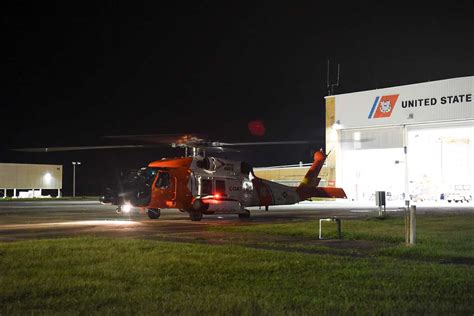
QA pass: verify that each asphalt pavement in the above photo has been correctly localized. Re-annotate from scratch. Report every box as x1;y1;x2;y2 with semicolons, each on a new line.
0;199;472;242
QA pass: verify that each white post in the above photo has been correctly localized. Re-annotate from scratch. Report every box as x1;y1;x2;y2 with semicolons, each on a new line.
57;188;61;198
405;200;410;244
319;219;323;239
409;205;416;244
13;188;17;198
403;125;410;202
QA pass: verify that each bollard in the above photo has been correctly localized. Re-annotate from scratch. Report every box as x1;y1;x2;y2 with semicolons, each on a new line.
405;200;410;244
376;191;386;217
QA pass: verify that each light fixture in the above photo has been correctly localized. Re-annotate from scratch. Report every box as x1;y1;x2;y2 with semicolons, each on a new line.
43;172;52;184
332;120;343;130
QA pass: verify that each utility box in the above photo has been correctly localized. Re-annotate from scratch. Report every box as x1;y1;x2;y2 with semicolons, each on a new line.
375;191;386;217
375;191;386;206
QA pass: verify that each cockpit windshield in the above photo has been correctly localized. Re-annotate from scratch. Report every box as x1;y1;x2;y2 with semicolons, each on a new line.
121;167;159;187
138;167;159;186
117;167;161;207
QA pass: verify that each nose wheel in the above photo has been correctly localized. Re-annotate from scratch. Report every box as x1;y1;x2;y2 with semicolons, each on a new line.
238;210;251;219
189;210;203;221
147;209;161;219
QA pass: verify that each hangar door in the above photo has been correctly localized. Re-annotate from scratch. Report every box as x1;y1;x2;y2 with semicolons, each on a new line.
407;123;474;202
339;127;405;202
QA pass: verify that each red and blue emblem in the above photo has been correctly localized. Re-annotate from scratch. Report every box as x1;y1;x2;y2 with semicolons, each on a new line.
368;94;399;119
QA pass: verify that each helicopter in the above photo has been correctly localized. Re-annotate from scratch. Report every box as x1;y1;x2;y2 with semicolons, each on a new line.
14;134;347;221
97;135;347;221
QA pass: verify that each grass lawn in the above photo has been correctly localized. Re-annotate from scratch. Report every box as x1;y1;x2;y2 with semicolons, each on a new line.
211;213;474;262
1;214;473;314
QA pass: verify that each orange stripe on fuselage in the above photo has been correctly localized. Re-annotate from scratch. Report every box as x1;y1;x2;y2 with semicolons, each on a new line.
148;157;194;168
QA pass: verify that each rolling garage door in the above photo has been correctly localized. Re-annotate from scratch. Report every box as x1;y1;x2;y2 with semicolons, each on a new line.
339;127;405;202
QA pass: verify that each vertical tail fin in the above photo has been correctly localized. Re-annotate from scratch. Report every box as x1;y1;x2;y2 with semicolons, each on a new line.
297;149;347;200
299;149;326;187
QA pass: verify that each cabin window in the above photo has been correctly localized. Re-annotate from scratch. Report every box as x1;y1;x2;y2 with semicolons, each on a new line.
155;172;170;189
215;180;226;196
201;179;213;196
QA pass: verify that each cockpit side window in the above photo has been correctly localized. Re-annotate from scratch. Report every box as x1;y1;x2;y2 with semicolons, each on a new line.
143;168;158;186
155;172;171;189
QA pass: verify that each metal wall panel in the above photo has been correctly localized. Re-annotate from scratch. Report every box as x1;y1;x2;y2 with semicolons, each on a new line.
341;126;404;150
0;163;63;189
334;76;474;129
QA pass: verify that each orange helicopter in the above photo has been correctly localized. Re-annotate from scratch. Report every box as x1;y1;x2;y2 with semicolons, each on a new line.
15;134;347;221
97;135;347;221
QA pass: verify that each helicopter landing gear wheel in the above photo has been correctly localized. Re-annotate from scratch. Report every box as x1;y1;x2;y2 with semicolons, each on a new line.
147;209;161;219
192;199;209;212
238;210;251;219
189;210;203;221
188;199;208;221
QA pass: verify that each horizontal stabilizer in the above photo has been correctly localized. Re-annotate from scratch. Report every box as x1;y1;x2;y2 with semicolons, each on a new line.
296;186;347;200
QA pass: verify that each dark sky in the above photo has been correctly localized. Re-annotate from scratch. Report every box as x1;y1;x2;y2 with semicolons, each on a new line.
1;1;473;194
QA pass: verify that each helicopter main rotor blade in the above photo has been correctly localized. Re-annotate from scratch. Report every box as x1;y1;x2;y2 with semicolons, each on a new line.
216;138;373;146
12;133;374;153
104;133;207;144
11;145;154;152
218;140;315;146
105;134;324;147
104;134;373;148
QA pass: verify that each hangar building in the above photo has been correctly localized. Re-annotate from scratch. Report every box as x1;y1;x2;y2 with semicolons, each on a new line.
325;76;474;203
0;163;63;198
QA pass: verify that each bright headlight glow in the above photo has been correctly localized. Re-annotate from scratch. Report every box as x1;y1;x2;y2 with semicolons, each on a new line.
122;203;132;213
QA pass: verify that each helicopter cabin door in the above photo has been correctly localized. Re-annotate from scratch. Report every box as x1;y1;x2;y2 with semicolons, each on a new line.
150;170;177;209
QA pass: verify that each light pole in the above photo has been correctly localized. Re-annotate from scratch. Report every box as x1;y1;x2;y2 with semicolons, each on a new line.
72;161;82;197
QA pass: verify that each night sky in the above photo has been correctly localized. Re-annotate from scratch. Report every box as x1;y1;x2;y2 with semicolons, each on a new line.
1;2;473;195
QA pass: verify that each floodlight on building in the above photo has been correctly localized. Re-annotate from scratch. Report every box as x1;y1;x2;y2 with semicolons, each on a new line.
332;120;343;130
43;172;52;185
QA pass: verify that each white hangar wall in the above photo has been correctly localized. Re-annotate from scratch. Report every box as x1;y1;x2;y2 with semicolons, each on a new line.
335;76;474;128
0;163;63;190
327;76;474;203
